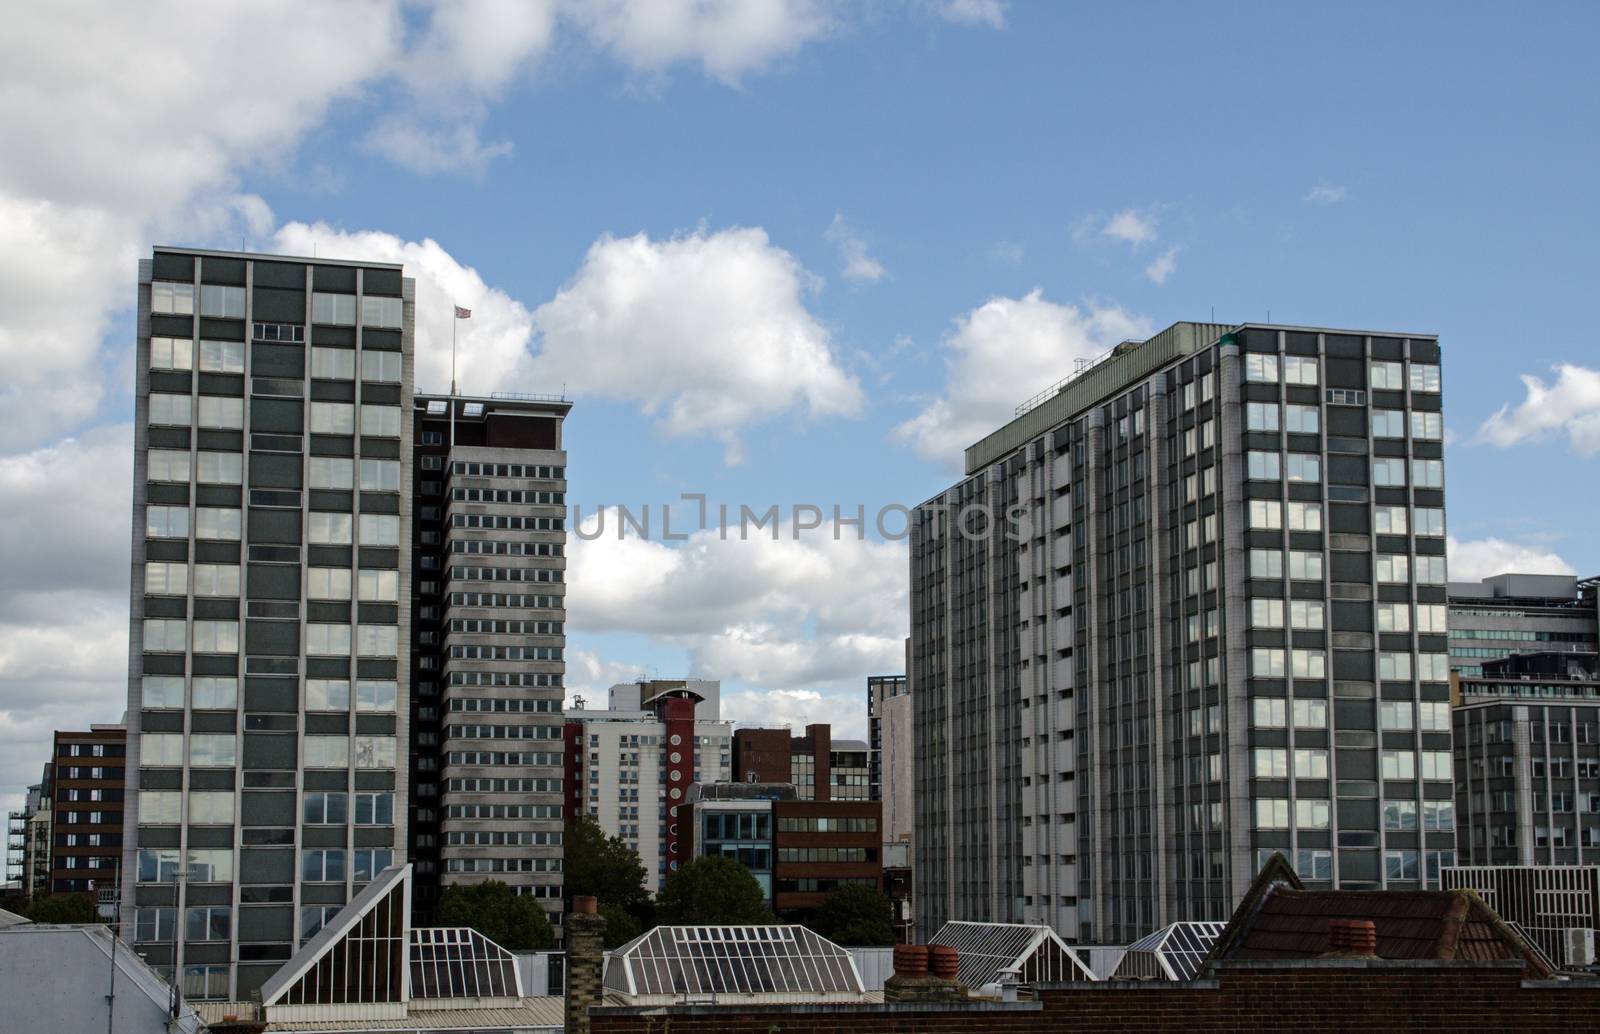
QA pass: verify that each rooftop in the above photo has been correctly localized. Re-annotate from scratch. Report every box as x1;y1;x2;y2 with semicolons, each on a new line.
153;244;403;270
603;925;867;1003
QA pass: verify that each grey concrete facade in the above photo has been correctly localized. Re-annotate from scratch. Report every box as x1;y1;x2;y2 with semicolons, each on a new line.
1446;574;1599;676
121;247;414;1001
913;322;1453;945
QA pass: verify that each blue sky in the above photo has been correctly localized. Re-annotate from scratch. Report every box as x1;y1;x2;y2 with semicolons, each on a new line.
1;0;1597;811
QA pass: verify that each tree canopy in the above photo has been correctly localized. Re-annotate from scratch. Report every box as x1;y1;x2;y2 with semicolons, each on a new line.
656;856;774;926
563;816;651;921
435;880;557;951
17;893;99;925
799;883;895;946
599;902;644;950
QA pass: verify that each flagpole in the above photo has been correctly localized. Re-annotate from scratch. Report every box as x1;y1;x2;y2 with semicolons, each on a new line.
451;310;458;397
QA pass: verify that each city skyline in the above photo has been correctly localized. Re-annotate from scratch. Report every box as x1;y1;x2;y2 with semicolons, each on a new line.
5;1;1600;822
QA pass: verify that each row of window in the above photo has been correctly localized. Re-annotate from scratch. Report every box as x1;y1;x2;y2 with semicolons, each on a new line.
302;848;395;882
1250;647;1449;682
134;906;230;944
1244;355;1441;394
446;592;563;609
451;462;565;479
450;566;564;583
302;792;394;825
148;506;401;546
448;514;565;532
448;645;564;660
147;453;403;493
140;732;396;769
150;338;404;382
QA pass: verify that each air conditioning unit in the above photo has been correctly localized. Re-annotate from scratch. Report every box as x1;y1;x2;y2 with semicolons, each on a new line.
1564;927;1596;967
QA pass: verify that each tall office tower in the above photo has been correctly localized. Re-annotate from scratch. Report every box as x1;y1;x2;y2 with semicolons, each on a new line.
562;680;732;891
867;675;913;845
122;247;413;1001
50;726;127;894
1446;574;1599;676
411;393;569;924
912;322;1449;944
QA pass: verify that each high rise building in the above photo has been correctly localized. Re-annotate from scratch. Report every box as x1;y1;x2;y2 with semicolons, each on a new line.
912;322;1449;944
121;246;414;1001
410;393;570;921
733;725;872;801
1446;573;1599;677
50;726;127;894
563;680;732;891
867;675;913;845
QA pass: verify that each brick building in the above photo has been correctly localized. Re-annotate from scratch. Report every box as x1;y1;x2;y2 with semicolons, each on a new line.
51;726;126;894
732;725;871;801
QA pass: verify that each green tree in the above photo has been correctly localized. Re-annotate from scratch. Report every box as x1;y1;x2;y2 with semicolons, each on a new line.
599;902;644;950
436;880;557;951
564;816;651;922
20;893;99;925
800;883;895;946
656;856;774;926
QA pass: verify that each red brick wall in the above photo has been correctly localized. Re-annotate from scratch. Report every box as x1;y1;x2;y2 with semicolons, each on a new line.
733;728;792;784
590;962;1600;1034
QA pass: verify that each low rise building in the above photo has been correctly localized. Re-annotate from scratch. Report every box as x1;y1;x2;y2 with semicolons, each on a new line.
563;680;732;890
1447;573;1599;676
733;724;871;801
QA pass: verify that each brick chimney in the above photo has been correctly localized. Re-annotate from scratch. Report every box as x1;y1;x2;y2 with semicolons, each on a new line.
885;944;967;1003
564;896;607;1034
1325;919;1378;957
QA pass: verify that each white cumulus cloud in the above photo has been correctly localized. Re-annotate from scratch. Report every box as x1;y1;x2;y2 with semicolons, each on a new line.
1145;246;1179;285
1478;364;1600;456
721;687;869;740
1101;208;1159;246
893;290;1151;465
531;227;863;462
824;213;888;283
930;0;1008;29
571;0;834;85
1447;536;1575;582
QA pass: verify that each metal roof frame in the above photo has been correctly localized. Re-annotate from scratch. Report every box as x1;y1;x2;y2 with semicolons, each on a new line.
930;921;1097;987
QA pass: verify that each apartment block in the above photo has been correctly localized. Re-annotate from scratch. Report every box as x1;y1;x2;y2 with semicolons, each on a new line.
410;393;570;920
733;725;871;801
912;322;1450;944
563;680;732;891
1446;573;1599;676
121;247;414;1001
51;727;127;894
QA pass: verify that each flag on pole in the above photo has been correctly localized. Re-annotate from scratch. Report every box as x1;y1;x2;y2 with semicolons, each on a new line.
454;305;472;319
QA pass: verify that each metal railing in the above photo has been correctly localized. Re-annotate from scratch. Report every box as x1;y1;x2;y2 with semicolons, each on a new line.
1013;345;1122;416
490;391;567;403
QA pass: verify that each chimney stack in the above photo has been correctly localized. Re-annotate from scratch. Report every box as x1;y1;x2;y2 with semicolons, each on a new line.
1326;919;1378;957
564;896;606;1034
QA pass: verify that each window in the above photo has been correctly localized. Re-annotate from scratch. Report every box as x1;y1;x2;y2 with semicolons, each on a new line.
1246;402;1279;431
354;793;394;825
1381;750;1415;780
309;402;354;435
140;733;184;766
1370;361;1404;389
1376;602;1411;632
135;907;176;942
187;792;233;824
1286;453;1320;482
306;679;350;711
1294;748;1329;779
361;350;402;382
1284;356;1319;385
357;569;397;605
192;620;238;653
1255;799;1290;829
1416;604;1448;632
146;505;189;538
1378;652;1412;680
1287;501;1321;531
303;792;348;824
1252;698;1287;728
1285;404;1319;434
141;676;185;709
186;906;231;942
1415;556;1447;584
1380;700;1414;730
1296;849;1332;880
355;737;398;768
1253;749;1288;778
1374;505;1408;534
309;512;353;544
1372;410;1405;438
1294;698;1327;728
1376;554;1410;583
139;790;182;824
1288;550;1322;580
145;561;188;596
1412;459;1444;488
1418;654;1449;681
311;292;357;325
1290;600;1324;629
150;336;193;370
353;848;395;882
308;568;352;600
1252;648;1286;678
1251;599;1285;627
1414;508;1444;536
359;514;401;546
1296;799;1330;829
305;736;349;769
1291;649;1326;679
1373;457;1406;485
306;624;351;655
359;459;400;492
195;507;242;540
1249;500;1282;530
356;625;398;656
1247;451;1281;479
1423;800;1455;831
183;965;229;1001
199;339;245;373
152;281;194;314
192;677;236;709
1384;801;1418;830
196;452;242;485
199;285;245;318
196;395;243;429
1245;354;1279;382
1409;364;1441;392
142;618;186;652
310;346;356;379
356;680;397;712
1420;701;1450;732
308;457;354;489
147;449;191;483
360;405;401;437
1385;850;1421;881
1411;411;1443;440
189;734;237;767
361;296;403;328
302;849;347;882
148;393;192;426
